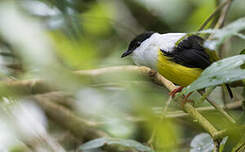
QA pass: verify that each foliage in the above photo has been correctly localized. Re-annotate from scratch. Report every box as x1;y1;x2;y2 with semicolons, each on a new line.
190;133;214;152
0;0;244;152
79;137;153;152
185;55;245;94
202;17;245;50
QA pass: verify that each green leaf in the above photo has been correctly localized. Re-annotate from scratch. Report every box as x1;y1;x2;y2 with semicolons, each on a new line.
79;137;153;152
190;133;214;152
199;17;245;50
191;134;228;152
240;49;245;55
231;135;245;152
184;55;245;94
79;138;107;150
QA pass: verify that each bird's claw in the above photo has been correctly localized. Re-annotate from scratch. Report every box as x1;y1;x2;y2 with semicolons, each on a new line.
169;86;184;97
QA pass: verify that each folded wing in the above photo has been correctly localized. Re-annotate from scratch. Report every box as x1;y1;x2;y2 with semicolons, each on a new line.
161;35;211;70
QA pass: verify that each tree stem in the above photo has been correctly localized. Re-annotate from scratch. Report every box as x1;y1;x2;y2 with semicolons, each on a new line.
198;0;233;31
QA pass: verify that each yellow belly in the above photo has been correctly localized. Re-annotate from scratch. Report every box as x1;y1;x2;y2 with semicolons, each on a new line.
157;50;203;87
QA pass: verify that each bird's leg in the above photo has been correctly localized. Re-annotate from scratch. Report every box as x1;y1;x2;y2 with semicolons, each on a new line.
169;86;184;97
181;92;194;107
169;87;194;107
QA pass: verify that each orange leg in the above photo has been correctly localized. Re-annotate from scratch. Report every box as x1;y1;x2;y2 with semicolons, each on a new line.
169;86;184;97
169;87;194;107
181;92;194;107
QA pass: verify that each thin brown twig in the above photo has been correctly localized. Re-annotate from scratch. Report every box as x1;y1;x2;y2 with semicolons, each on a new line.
210;0;232;57
198;0;233;31
198;89;236;124
206;97;236;124
214;0;233;29
165;101;242;119
214;0;233;107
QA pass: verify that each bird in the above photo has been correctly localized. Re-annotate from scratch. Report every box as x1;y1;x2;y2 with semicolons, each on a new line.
121;31;233;99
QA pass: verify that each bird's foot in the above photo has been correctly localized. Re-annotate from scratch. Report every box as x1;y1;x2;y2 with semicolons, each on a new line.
169;86;184;97
181;92;194;108
169;87;194;108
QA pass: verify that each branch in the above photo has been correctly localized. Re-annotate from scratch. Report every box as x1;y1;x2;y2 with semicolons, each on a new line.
3;66;243;96
31;94;108;141
75;65;177;91
1;79;54;95
1;66;176;95
214;0;233;29
2;66;238;139
198;0;233;31
80;66;225;138
165;101;242;119
183;103;218;137
153;73;221;138
24;91;242;122
136;69;222;138
213;125;245;140
205;97;236;124
30;92;146;152
198;89;236;124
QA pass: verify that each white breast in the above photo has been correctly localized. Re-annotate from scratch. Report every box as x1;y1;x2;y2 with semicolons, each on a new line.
131;33;186;70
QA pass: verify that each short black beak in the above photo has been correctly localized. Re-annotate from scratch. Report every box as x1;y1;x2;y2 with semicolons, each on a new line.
121;50;133;58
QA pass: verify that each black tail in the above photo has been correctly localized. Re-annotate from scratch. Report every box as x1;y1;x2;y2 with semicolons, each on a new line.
225;84;233;99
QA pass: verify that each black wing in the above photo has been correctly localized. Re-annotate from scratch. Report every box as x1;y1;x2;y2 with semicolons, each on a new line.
161;35;211;70
161;36;233;98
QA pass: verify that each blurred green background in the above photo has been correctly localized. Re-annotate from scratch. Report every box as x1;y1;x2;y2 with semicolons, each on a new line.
0;0;244;152
18;0;245;70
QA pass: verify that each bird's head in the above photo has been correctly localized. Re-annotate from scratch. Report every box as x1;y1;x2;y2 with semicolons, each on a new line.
121;31;155;58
